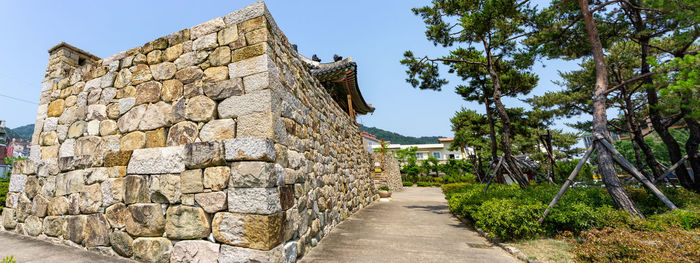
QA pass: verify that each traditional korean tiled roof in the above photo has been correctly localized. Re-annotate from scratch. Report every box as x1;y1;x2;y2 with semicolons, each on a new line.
300;55;375;115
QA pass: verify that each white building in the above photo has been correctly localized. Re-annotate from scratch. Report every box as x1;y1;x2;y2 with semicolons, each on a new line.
371;137;473;163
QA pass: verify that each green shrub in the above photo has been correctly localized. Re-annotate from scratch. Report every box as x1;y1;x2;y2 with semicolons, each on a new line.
1;255;16;263
544;202;598;234
0;181;9;213
441;183;470;196
378;186;390;191
473;199;546;240
402;181;414;186
647;209;700;230
416;181;441;187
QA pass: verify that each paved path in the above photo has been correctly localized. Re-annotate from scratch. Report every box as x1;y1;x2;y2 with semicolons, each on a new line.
301;187;518;263
0;231;134;263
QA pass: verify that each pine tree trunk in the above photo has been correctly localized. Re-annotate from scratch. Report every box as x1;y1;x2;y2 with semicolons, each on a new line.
483;41;529;189
621;87;662;179
578;0;643;217
682;96;700;192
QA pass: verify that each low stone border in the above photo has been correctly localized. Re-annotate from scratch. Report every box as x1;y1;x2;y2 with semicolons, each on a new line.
452;214;538;263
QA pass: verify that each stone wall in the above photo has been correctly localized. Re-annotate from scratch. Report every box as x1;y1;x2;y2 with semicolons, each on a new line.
1;2;376;262
371;153;403;192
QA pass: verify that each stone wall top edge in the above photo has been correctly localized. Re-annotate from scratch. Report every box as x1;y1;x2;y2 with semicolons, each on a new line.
47;1;281;69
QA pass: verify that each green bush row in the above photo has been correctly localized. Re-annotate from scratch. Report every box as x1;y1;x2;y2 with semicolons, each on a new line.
417;181;441;187
443;183;700;241
0;181;9;213
402;181;414;186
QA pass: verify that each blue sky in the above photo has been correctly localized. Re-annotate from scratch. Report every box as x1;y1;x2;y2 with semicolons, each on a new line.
0;0;586;138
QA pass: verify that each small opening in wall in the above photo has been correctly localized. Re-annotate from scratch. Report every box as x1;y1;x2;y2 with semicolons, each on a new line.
78;57;86;66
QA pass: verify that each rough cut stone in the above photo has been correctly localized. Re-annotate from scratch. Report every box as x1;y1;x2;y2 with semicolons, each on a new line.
68;192;81;215
180;169;204;194
42;216;65;237
184;141;225;168
2;208;17;229
74;136;102;156
79;183;103;213
25;215;43;236
31;194;49;217
151;62;177;80
212;212;283;250
131;64;153;85
64;215;87;244
162;79;183;102
127;145;185;174
194;191;227;213
166;121;199;146
185;95;216;121
48;99;65;117
135;81;162;105
203;66;229;82
9;174;27;192
24;176;40;198
229;54;277;79
149;173;181;204
218;25;239;45
209;46;231;66
165;206;210;239
119;97;136;114
145;128;167;148
170;240;220;263
40;131;58;146
85;214;110;248
147;50;163;65
164;44;183;62
104;151;132;166
231;43;268;62
105;203;131;229
126;203;166;237
174;50;206;70
223;138;276;161
120;131;146;151
230;162;280;188
219;244;284;263
199;119;236;142
203;78;243;100
193;33;218;51
124;175;149;204
99;119;118;136
203;166;230;191
101;178;124;206
59;106;87;125
175;66;204;84
110;231;134;257
133;237;172;263
67;121;86;138
118;104;146;133
115;68;132;88
218;89;271;118
55;170;85;196
87;104;107;121
228;187;281;214
139;101;172;130
47;196;69;216
191;17;225;39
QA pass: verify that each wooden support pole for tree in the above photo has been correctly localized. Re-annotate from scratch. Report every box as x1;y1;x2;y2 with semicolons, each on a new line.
653;155;688;184
595;133;678;210
539;145;594;224
484;154;505;193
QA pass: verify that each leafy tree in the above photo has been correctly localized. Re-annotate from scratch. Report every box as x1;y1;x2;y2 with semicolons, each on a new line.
401;0;539;189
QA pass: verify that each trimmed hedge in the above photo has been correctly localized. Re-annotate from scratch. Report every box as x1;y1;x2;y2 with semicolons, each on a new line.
443;183;700;241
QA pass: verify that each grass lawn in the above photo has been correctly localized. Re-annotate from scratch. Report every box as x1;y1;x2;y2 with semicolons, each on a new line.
507;238;574;263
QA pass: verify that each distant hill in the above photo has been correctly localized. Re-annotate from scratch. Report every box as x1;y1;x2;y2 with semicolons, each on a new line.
359;124;442;145
7;124;34;141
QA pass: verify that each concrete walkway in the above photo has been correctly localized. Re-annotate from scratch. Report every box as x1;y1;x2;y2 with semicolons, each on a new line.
301;187;518;263
0;231;134;263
